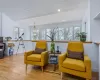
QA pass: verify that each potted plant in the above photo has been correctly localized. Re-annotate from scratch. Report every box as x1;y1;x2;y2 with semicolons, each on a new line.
5;37;12;41
47;28;58;53
76;32;87;42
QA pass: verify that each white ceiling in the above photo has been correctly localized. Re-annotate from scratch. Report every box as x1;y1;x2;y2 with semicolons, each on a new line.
0;0;88;20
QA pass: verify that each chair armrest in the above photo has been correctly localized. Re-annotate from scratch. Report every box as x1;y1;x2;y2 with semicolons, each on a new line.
58;52;67;66
41;51;48;65
24;50;33;63
84;55;91;73
24;50;33;56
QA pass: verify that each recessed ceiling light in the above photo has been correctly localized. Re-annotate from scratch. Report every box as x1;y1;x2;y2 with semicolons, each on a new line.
62;20;66;22
58;9;60;12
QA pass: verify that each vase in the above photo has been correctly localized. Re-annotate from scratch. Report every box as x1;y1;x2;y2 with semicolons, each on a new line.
50;41;55;53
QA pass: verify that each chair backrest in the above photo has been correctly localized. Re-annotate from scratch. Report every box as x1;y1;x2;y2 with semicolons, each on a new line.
35;40;47;50
67;42;84;52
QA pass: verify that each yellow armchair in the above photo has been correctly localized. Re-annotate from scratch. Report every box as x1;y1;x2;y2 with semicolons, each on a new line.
24;40;48;72
58;42;92;80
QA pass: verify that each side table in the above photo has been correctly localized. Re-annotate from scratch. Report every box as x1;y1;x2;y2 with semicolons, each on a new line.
48;51;61;71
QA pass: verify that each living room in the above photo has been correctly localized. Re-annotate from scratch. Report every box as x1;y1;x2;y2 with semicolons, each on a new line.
0;0;99;80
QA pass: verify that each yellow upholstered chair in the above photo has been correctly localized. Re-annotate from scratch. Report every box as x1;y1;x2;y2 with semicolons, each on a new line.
59;42;92;80
24;40;48;72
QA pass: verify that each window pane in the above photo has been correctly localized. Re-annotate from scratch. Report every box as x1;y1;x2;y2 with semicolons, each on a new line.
67;27;73;41
41;29;46;40
74;27;80;40
14;27;19;39
55;31;58;40
19;28;24;39
64;28;69;40
59;28;64;40
32;29;39;40
46;29;51;40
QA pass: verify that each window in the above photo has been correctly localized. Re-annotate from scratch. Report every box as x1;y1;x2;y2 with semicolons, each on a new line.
14;27;24;40
14;27;19;39
32;30;39;40
58;28;64;40
67;27;73;40
46;29;51;40
64;28;70;40
41;29;46;40
74;27;80;40
30;25;81;41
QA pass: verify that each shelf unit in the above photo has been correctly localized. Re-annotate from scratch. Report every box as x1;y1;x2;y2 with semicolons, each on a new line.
94;12;100;20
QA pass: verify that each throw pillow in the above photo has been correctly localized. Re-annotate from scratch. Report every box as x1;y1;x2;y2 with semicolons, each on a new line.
35;48;46;54
67;50;84;60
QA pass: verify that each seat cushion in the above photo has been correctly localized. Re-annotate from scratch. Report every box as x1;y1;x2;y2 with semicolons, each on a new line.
62;58;85;72
27;54;41;62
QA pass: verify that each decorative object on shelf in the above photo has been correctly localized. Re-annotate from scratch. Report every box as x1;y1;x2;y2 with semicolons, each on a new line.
56;46;59;52
76;32;87;42
8;43;15;56
5;37;12;41
47;27;59;53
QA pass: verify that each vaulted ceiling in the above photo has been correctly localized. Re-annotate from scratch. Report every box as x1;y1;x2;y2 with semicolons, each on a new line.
0;0;88;20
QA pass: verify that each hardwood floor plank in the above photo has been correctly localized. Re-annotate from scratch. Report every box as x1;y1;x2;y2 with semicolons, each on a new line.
0;54;98;80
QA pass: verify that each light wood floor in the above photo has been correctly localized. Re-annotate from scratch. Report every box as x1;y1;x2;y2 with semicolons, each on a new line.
0;54;98;80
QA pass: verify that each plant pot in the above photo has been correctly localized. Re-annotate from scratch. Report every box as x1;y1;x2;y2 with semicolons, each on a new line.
50;42;55;53
80;37;86;42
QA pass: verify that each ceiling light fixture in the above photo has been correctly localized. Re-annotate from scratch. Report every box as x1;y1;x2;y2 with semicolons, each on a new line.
58;9;60;12
62;20;66;22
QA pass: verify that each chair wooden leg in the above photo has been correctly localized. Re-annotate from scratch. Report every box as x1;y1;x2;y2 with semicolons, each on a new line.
61;72;63;80
26;64;27;74
41;66;44;72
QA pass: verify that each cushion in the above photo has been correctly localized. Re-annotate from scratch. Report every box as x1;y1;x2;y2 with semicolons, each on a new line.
27;54;41;62
62;58;85;72
67;50;84;60
35;48;46;54
36;41;47;49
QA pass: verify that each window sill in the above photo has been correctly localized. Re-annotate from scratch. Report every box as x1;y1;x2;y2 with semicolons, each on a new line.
32;40;92;43
7;40;92;44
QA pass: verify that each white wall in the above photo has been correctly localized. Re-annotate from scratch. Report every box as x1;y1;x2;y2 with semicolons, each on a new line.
82;0;91;41
89;0;100;77
36;20;82;29
17;9;86;27
90;0;100;42
0;13;2;36
1;13;19;39
82;0;100;42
